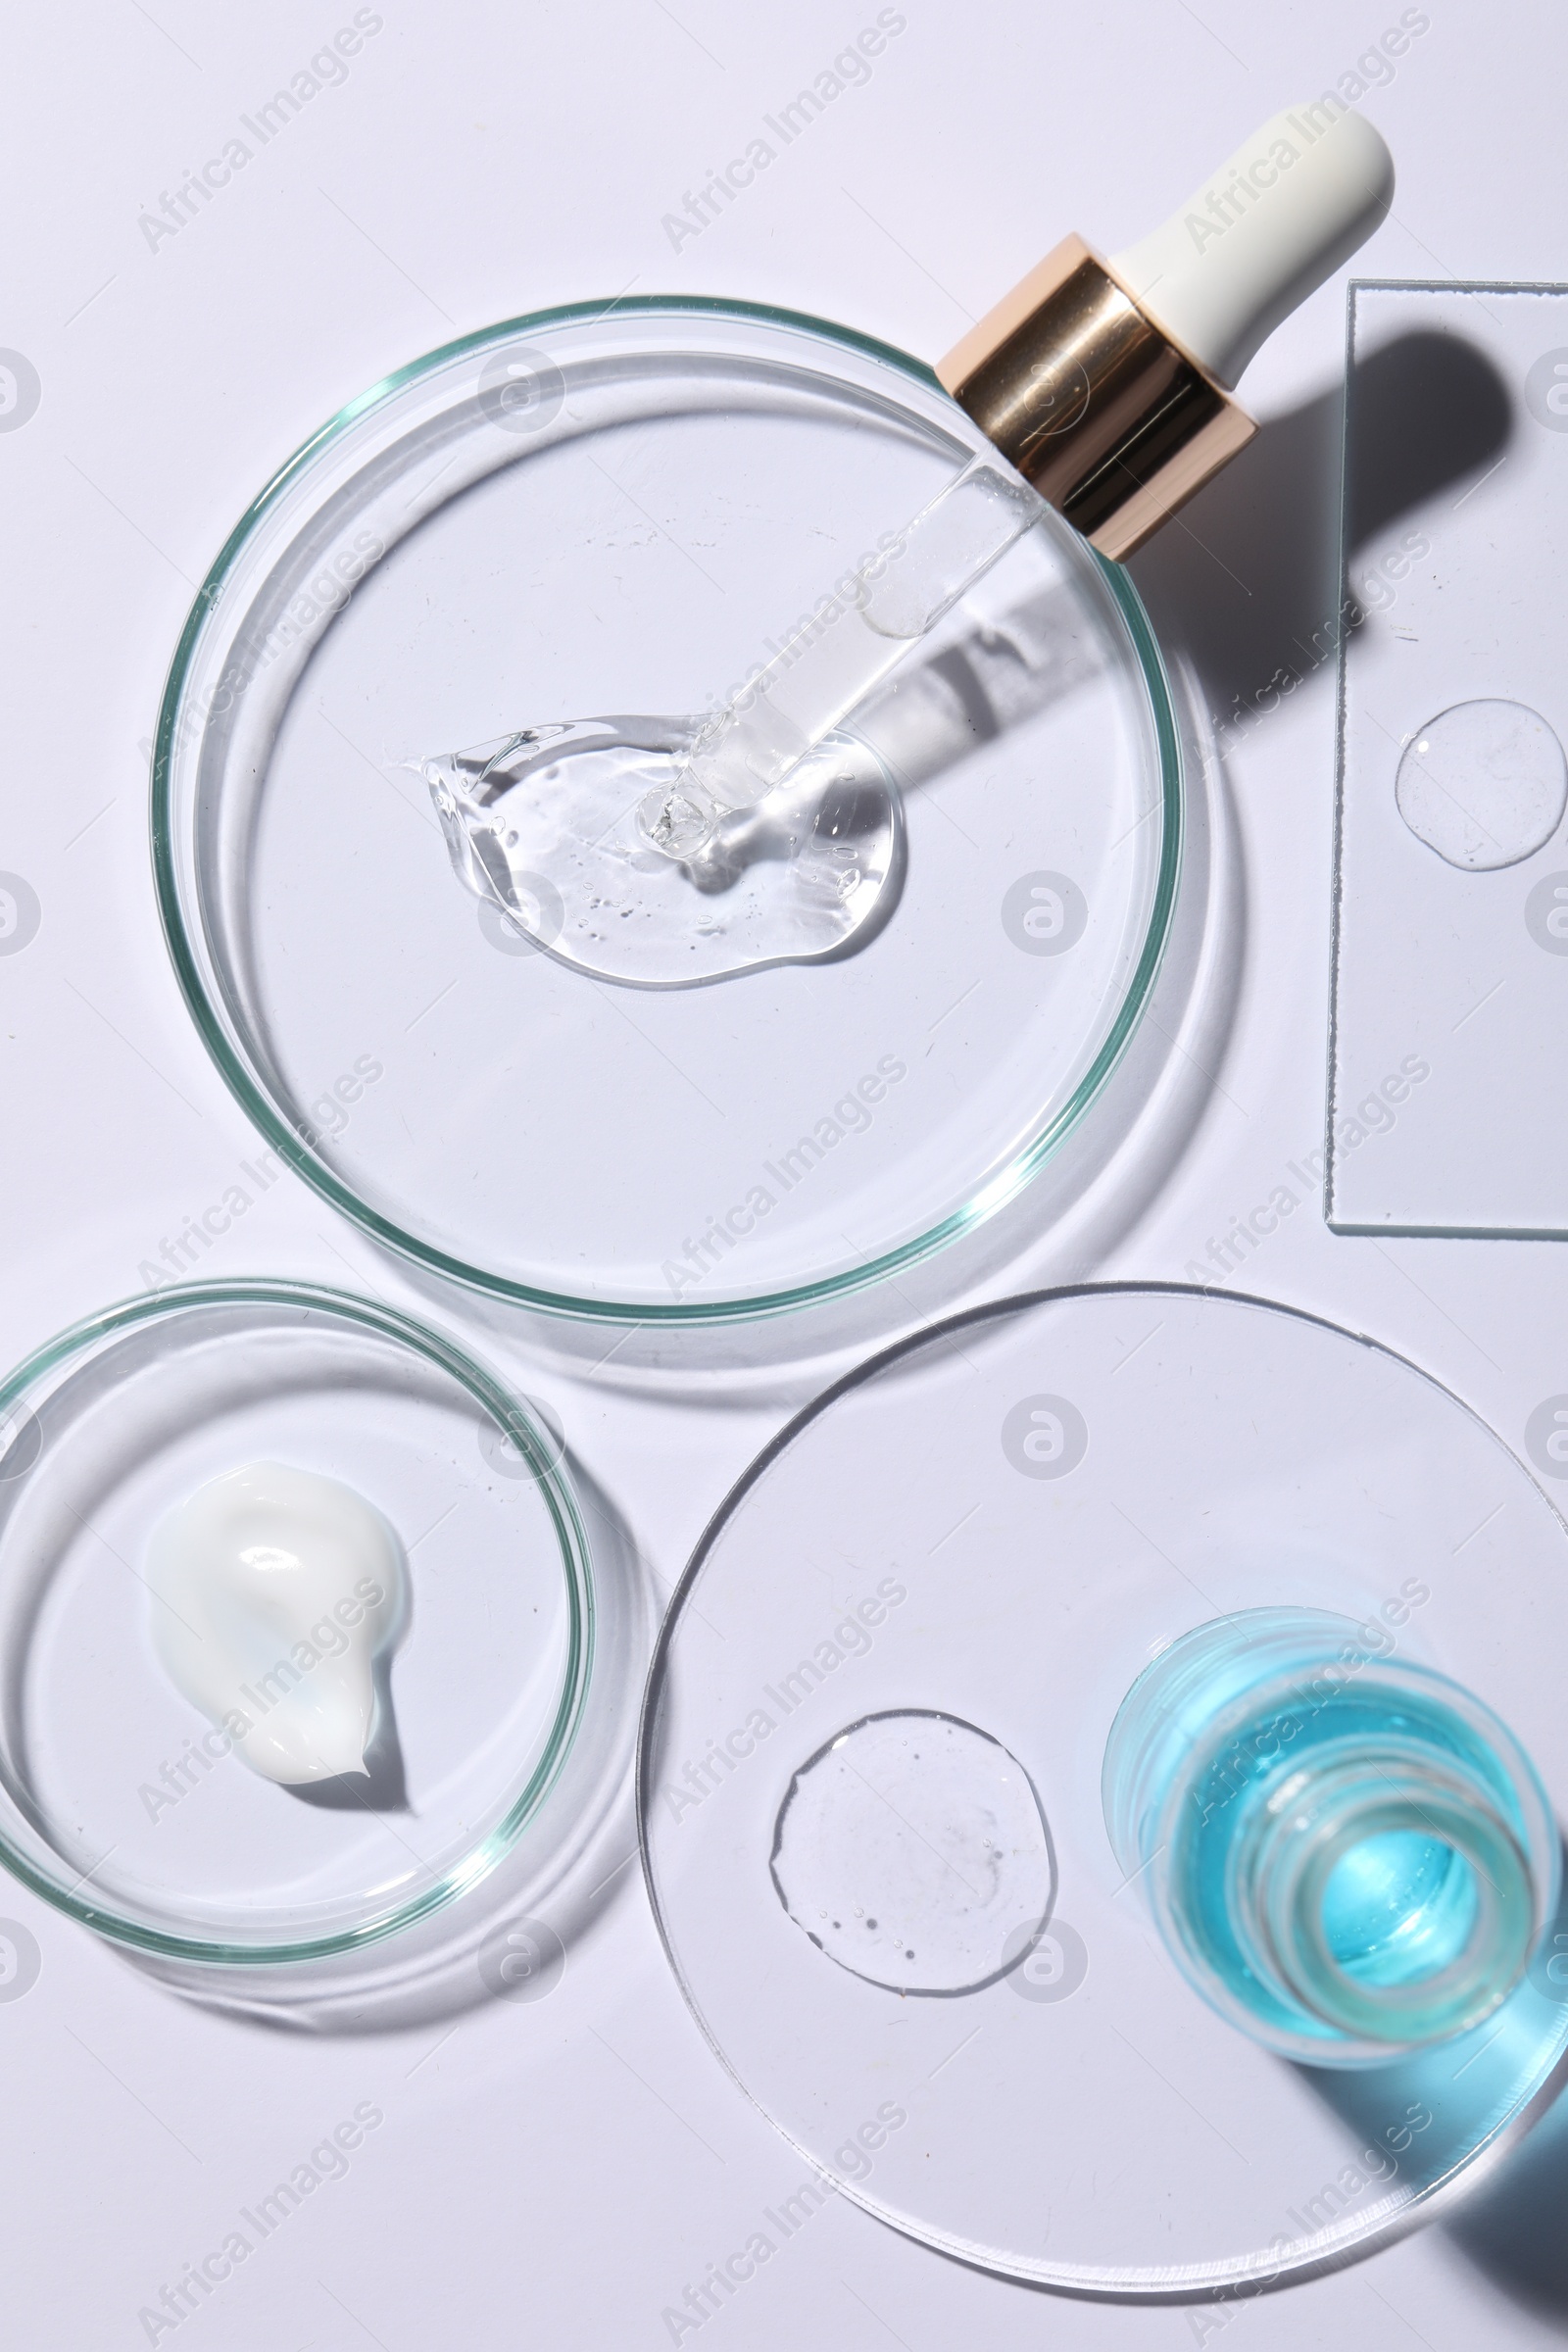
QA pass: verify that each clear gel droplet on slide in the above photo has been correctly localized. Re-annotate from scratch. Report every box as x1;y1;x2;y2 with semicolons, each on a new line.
769;1710;1055;1995
423;720;902;989
1395;698;1568;870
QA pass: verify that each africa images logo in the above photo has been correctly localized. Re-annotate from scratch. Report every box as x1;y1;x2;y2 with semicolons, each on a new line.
1002;1396;1088;1480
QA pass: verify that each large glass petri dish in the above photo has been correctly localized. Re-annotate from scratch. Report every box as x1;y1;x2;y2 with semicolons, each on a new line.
638;1286;1568;2295
0;1281;592;1964
154;300;1181;1322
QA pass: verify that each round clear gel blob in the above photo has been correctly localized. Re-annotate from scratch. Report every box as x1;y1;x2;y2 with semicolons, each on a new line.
769;1710;1054;1995
1395;698;1567;870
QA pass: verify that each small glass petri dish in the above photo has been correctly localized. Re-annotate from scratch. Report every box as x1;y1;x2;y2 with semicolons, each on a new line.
0;1281;592;1965
154;299;1182;1322
639;1286;1568;2295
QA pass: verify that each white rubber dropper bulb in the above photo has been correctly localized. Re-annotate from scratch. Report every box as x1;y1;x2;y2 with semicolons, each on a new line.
1108;105;1395;389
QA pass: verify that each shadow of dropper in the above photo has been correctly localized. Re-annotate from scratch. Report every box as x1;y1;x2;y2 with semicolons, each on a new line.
845;328;1513;801
1125;325;1513;747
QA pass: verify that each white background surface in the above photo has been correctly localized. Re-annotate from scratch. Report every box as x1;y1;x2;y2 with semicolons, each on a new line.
5;0;1568;2344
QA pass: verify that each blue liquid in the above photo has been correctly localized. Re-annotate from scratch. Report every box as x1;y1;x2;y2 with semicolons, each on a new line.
1321;1829;1479;1985
1102;1609;1555;2066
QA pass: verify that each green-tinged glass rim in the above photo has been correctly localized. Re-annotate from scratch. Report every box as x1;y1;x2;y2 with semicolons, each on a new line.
151;295;1184;1325
0;1278;594;1964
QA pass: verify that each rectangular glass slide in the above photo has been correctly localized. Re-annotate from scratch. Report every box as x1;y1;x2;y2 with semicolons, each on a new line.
1329;279;1568;1236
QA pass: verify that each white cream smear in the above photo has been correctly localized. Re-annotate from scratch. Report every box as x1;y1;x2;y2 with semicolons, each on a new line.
146;1462;409;1787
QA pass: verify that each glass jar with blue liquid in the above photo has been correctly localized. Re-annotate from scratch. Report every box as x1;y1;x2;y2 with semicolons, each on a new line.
1102;1607;1559;2066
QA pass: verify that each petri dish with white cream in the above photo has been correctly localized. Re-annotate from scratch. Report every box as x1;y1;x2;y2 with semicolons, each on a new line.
0;1281;592;1967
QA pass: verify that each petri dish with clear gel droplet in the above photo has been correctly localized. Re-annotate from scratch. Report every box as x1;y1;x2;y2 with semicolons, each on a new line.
153;299;1180;1321
639;1286;1568;2296
0;1281;592;1965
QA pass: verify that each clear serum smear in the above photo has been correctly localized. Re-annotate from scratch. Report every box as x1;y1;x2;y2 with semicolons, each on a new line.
145;1462;409;1787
